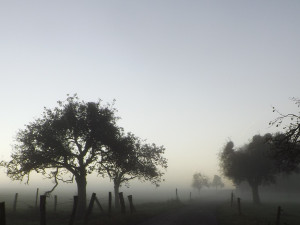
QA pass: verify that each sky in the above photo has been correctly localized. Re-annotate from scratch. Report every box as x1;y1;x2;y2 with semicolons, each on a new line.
0;1;300;195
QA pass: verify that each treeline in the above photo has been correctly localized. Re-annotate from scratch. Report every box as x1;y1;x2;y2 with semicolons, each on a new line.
191;173;224;193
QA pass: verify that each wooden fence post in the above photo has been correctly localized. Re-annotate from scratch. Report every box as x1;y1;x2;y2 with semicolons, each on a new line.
108;192;112;215
95;197;104;212
127;195;136;214
176;188;178;201
119;192;126;214
13;193;18;213
276;206;282;225
237;197;241;216
35;188;39;208
0;202;6;225
85;193;96;222
54;195;57;212
69;196;78;225
40;195;46;225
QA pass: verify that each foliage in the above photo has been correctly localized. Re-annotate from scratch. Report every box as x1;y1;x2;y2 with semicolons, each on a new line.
220;134;278;185
219;134;280;204
100;132;167;187
211;175;224;190
99;131;167;207
270;98;300;145
1;94;120;213
270;98;300;171
192;172;209;193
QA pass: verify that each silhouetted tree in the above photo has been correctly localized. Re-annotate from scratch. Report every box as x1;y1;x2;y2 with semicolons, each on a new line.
192;172;209;194
211;175;224;190
99;132;167;208
1;95;120;215
219;134;280;204
270;98;300;171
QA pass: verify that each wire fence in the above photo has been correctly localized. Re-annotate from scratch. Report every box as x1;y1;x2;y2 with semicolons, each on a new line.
0;188;138;225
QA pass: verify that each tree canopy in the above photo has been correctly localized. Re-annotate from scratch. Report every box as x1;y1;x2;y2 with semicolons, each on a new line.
270;98;300;171
191;172;209;194
211;175;224;190
2;95;120;214
219;134;280;204
99;131;167;208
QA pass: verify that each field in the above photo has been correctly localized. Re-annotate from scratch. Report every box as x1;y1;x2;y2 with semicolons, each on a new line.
1;189;300;225
216;201;300;225
1;196;184;225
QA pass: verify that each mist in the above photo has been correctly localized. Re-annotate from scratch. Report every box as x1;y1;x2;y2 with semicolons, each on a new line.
1;0;300;224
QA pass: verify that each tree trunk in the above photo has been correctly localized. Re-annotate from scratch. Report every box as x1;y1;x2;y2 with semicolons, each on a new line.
76;175;87;217
250;183;261;205
114;181;120;209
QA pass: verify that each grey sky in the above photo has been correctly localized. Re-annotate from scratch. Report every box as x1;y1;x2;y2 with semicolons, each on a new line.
0;1;300;190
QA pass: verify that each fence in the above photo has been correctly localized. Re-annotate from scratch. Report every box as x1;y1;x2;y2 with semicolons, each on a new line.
0;189;136;225
230;192;284;225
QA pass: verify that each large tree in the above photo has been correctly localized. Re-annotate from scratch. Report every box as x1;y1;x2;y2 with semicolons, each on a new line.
219;134;279;204
99;132;167;208
1;95;120;215
192;172;209;194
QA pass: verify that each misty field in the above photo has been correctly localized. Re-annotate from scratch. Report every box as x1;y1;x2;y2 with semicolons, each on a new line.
0;191;184;225
216;201;300;225
4;202;182;225
2;189;300;225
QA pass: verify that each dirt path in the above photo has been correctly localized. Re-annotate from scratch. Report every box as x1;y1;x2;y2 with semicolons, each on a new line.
137;201;219;225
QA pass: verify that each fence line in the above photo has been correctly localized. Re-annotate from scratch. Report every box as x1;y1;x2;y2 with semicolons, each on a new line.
0;188;147;225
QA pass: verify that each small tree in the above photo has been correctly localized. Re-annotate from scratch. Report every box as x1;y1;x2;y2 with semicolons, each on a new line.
219;134;280;204
99;132;167;208
211;175;224;190
1;95;120;215
192;172;209;194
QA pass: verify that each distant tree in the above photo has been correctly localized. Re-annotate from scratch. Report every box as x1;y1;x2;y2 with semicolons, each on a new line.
270;98;300;171
211;175;224;190
192;172;209;194
99;132;167;208
219;134;280;204
1;95;120;215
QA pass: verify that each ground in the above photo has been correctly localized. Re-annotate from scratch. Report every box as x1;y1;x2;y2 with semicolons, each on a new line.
137;201;218;225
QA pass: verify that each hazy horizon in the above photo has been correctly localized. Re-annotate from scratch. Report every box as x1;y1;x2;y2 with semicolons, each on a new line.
1;1;300;194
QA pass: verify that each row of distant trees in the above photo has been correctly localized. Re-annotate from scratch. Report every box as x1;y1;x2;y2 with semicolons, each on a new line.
0;95;167;217
192;173;224;193
219;98;300;205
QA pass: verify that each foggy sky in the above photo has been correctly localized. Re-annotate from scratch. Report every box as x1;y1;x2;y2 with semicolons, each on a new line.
0;1;300;191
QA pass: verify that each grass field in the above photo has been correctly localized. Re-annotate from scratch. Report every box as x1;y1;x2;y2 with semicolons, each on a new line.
216;201;300;225
3;190;300;225
4;199;183;225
